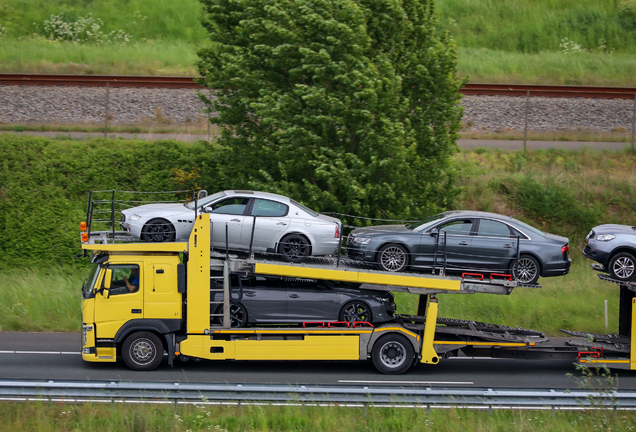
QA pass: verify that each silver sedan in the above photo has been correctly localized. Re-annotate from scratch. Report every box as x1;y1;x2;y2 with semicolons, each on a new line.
120;190;342;262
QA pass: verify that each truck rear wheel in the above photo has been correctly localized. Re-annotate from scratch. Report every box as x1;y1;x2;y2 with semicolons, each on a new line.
122;331;164;371
371;334;414;375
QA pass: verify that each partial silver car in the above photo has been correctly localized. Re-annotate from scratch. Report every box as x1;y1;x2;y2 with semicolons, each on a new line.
120;190;342;262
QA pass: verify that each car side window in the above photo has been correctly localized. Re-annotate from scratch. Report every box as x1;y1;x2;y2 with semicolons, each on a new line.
208;197;250;215
107;264;140;296
438;219;473;236
251;199;288;217
476;219;513;238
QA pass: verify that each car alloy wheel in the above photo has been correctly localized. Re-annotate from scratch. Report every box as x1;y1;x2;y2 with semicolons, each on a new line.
142;218;176;242
216;303;248;328
279;234;310;263
513;255;540;284
377;244;408;272
340;301;371;323
609;252;636;281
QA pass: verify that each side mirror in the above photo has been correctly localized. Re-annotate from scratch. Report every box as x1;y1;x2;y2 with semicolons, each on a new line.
430;228;439;236
102;268;112;299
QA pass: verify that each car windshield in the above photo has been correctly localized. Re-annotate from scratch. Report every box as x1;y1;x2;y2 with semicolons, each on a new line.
408;213;448;231
82;264;101;299
290;199;319;217
514;219;546;237
184;191;227;210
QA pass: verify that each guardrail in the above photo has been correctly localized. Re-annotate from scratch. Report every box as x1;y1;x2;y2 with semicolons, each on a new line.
1;379;634;409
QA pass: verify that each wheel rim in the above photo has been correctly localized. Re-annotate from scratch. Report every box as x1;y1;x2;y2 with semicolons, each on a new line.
380;247;406;271
613;257;635;280
379;341;407;369
514;258;538;284
129;338;157;366
147;222;172;242
282;238;307;261
342;303;370;323
230;304;246;327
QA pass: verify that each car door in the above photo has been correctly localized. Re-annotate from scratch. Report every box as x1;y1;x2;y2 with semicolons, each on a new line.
241;198;291;252
239;276;288;322
469;218;519;272
206;197;250;250
284;279;338;321
433;218;475;270
94;264;144;339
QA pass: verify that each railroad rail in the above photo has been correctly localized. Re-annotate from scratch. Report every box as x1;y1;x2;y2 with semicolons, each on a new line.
1;74;635;99
0;379;632;408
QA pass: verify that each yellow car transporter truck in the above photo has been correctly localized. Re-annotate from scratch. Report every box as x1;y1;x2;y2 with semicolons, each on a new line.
79;213;636;374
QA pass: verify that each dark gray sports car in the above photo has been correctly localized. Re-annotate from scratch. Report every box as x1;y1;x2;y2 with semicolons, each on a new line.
346;210;571;284
211;274;396;327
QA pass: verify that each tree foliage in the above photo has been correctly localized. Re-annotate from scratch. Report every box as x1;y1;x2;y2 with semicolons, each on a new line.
197;0;465;224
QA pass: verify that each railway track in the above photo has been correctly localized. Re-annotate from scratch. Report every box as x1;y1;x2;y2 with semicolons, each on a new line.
1;74;635;99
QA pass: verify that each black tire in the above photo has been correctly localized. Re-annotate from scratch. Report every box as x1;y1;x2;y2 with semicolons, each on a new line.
512;254;540;285
141;218;176;242
215;303;248;328
278;234;310;263
377;243;409;272
339;301;372;324
371;334;414;375
608;252;636;282
122;331;164;371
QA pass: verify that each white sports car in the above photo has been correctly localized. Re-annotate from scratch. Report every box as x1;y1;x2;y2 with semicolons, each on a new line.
120;190;342;262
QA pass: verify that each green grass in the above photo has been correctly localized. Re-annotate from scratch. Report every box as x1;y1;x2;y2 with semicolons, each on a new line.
0;400;633;431
1;0;636;85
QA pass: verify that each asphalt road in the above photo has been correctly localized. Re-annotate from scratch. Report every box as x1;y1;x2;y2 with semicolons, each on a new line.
1;130;633;151
2;332;635;391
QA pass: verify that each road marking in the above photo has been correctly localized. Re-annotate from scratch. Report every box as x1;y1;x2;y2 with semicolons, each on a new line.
338;380;474;385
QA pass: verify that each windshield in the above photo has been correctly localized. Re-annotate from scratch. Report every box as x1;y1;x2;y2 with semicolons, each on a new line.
291;199;320;217
408;213;448;231
184;191;227;210
514;219;546;237
82;264;101;299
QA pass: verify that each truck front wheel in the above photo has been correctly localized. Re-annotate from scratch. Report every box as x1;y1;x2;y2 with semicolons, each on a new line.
371;334;414;375
122;331;164;371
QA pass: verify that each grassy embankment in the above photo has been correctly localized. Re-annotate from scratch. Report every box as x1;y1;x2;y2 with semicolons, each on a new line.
0;401;634;431
2;134;635;335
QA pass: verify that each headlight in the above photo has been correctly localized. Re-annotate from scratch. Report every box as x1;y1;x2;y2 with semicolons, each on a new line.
352;237;371;245
596;234;615;241
130;214;142;221
374;295;391;302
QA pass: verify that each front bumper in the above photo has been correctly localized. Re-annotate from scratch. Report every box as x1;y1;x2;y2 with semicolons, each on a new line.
582;242;613;268
81;324;116;363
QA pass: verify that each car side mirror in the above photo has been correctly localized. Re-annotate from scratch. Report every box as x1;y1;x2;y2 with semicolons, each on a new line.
102;268;112;299
430;228;439;236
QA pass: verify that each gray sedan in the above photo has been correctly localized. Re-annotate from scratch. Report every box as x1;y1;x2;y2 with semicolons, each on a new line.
120;190;342;262
211;275;396;327
346;210;571;284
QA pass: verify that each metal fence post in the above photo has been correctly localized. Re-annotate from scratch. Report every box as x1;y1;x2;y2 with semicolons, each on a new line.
631;93;635;153
523;90;529;151
104;82;110;138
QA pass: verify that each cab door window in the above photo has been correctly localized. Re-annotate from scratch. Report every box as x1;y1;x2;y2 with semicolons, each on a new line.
107;265;140;295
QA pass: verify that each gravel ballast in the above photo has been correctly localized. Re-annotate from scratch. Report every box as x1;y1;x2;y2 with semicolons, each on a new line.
0;85;634;132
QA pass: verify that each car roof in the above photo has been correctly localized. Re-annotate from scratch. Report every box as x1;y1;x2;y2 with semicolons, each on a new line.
223;190;291;204
442;210;520;223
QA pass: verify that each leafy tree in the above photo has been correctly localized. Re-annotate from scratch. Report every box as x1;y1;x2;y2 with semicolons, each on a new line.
197;0;465;224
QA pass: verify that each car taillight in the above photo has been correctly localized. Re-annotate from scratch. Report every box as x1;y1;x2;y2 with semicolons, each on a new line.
562;245;570;254
335;225;340;239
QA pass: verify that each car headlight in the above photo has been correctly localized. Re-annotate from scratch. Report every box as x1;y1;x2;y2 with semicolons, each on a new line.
352;237;371;245
596;234;615;241
374;294;391;302
130;214;142;221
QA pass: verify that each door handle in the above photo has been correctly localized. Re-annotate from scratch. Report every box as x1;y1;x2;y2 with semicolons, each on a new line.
231;219;241;222
289;294;300;298
458;241;469;246
245;293;256;297
131;309;142;314
503;244;513;248
277;222;287;225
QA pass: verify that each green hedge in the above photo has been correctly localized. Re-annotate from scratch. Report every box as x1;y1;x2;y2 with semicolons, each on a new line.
0;134;223;268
